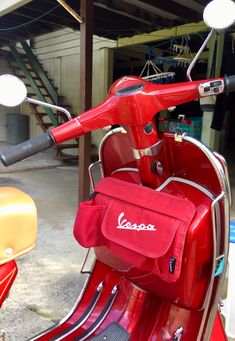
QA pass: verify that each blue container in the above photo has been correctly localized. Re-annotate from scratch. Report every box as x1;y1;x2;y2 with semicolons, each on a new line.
168;117;202;140
230;221;235;243
178;117;202;140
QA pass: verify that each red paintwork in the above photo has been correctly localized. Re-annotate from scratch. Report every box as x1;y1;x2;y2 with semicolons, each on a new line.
96;130;226;337
32;260;205;341
0;261;17;307
123;120;160;187
100;130;137;177
31;259;226;341
95;135;218;310
51;75;224;189
101;130;222;195
1;75;228;339
51;76;223;146
164;134;222;195
210;312;227;341
49;75;227;340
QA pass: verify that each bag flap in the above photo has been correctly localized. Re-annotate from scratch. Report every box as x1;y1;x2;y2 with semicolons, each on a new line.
98;178;196;259
101;200;183;258
95;177;195;224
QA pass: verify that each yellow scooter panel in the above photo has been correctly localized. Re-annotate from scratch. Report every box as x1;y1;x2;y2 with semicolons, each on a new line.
0;187;37;265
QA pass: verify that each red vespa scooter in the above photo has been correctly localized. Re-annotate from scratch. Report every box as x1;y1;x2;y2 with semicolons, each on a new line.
0;0;235;340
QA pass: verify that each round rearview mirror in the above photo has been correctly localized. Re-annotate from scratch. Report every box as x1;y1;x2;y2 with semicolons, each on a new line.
0;74;27;107
203;0;235;30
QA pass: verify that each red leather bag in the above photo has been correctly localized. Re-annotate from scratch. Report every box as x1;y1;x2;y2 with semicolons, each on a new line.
74;177;196;283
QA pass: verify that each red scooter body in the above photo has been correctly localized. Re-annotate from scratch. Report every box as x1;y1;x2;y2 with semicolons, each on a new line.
95;135;214;310
0;75;232;340
0;261;17;307
30;126;229;340
93;130;228;338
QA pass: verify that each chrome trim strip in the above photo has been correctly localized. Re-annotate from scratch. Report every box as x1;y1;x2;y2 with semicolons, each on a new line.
111;167;139;175
213;151;232;206
156;176;215;200
214;199;222;256
60;284;118;341
173;326;184;340
180;135;230;196
132;140;163;160
170;134;229;341
54;282;104;341
28;276;100;341
186;29;214;82
26;97;72;121
88;161;102;191
98;127;127;178
80;248;96;274
196;192;225;341
77;285;118;341
156;174;226;321
202;192;228;340
156;173;225;336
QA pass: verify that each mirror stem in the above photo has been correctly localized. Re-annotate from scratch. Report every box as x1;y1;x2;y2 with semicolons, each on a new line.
26;97;72;121
186;29;214;82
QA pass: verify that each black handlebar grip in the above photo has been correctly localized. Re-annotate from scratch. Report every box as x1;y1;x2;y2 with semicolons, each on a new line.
0;132;55;166
224;75;235;93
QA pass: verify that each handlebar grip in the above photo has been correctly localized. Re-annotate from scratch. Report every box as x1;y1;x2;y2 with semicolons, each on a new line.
224;75;235;93
0;132;55;166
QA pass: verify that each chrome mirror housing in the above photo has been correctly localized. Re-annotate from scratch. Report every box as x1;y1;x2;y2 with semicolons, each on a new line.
0;74;27;107
203;0;235;30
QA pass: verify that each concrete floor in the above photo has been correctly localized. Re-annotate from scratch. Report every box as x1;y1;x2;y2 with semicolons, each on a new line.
0;164;90;340
0;156;234;340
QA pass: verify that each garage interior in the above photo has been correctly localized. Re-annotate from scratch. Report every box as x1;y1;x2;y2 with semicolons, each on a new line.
1;0;234;199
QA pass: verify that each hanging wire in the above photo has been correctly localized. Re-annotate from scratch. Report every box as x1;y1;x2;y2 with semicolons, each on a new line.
0;4;60;31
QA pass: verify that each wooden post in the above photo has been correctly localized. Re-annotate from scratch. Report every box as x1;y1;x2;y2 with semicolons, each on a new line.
79;0;93;202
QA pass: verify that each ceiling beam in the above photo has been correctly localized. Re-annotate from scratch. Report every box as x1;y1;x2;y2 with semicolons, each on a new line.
121;0;180;20
172;0;204;13
94;5;151;30
114;45;162;59
118;21;208;47
0;0;32;17
138;0;201;22
93;5;179;37
56;0;82;24
94;2;153;25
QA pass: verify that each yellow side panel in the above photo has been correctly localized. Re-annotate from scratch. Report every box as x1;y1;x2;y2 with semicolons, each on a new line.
0;187;37;265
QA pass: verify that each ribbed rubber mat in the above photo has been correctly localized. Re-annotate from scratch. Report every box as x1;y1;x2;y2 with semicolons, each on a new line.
89;322;130;341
